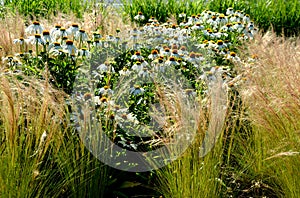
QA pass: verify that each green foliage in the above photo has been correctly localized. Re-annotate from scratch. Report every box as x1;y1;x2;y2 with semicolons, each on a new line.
47;54;79;94
122;0;300;36
122;0;207;24
206;0;300;36
2;0;92;19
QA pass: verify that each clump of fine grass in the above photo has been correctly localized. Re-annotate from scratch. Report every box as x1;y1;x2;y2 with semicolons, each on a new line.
155;73;228;197
0;12;25;56
237;32;300;197
0;70;67;197
0;70;112;197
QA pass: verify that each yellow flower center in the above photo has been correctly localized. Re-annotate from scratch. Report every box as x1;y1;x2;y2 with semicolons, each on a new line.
230;52;236;57
100;97;108;102
217;40;223;45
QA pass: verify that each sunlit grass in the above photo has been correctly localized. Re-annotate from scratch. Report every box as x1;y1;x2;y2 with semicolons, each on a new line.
236;32;300;197
0;72;112;197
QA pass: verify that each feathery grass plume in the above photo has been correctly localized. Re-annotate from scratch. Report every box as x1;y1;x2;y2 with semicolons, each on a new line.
0;12;25;55
238;31;300;197
0;69;113;197
155;71;228;197
0;70;67;197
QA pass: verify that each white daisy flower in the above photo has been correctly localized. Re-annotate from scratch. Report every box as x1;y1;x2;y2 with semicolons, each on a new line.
226;7;234;16
67;23;80;37
97;62;115;73
28;34;46;45
50;24;62;37
42;30;53;43
229;14;241;23
191;22;204;30
134;12;145;21
53;27;69;40
148;49;159;60
225;51;241;62
216;14;228;25
129;85;145;95
25;21;44;34
13;37;25;45
99;85;114;96
243;14;251;23
131;51;143;60
48;42;62;51
132;61;143;72
92;32;102;40
165;57;179;66
78;48;90;57
233;22;244;33
75;29;89;42
63;40;77;55
119;67;131;76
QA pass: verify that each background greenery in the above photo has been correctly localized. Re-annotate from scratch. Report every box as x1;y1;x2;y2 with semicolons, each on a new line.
122;0;300;36
1;0;92;18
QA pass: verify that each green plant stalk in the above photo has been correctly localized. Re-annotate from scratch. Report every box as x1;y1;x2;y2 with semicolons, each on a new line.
35;42;39;57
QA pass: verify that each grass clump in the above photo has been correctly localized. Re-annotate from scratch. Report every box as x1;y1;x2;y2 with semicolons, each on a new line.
0;71;113;197
0;72;67;196
155;73;228;197
234;32;300;197
205;32;300;198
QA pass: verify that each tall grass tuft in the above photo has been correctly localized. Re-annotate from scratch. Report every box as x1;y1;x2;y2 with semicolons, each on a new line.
0;71;112;197
155;73;228;197
0;71;68;197
237;32;300;197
